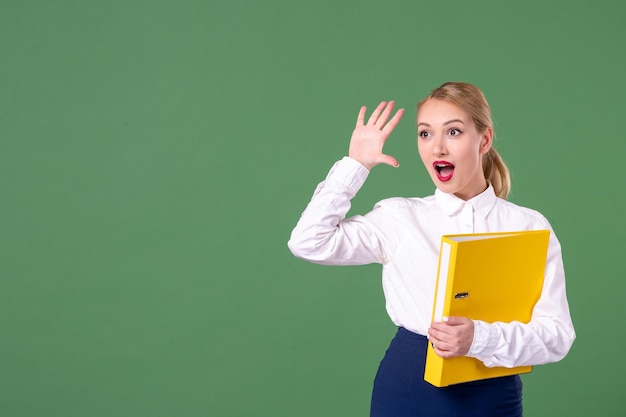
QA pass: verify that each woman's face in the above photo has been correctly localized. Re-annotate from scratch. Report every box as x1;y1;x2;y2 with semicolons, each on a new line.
417;99;492;200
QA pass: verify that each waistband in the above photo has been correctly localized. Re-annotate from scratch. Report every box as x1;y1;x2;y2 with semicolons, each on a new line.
397;326;428;341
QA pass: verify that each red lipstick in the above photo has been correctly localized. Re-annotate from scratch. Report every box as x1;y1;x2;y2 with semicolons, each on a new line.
433;160;454;182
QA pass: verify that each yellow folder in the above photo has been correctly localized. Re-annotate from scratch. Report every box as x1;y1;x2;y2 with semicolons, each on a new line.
424;230;550;387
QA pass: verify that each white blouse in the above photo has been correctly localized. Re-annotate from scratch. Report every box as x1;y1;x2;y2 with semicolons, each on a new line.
288;157;575;368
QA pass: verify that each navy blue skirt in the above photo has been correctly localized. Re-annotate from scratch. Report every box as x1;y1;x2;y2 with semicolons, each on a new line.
371;327;523;417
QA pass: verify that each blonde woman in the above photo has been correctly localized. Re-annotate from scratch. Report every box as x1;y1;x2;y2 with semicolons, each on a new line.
288;82;575;417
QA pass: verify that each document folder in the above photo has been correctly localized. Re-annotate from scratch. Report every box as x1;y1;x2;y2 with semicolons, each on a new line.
424;230;550;387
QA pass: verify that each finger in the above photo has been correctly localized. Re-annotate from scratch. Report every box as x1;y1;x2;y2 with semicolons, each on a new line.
381;108;405;135
443;316;463;325
431;338;453;357
432;340;449;352
432;335;461;355
434;345;454;358
430;321;451;335
356;106;367;127
375;101;395;128
428;326;446;341
443;316;473;329
430;322;458;339
367;101;387;125
378;154;399;168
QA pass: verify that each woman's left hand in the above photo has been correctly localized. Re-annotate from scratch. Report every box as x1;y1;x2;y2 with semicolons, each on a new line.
428;316;474;358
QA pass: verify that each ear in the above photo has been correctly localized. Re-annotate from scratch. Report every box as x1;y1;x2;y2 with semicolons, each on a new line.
479;127;493;155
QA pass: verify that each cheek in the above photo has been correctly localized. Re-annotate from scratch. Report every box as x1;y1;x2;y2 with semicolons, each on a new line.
417;144;433;171
417;140;429;157
461;142;483;160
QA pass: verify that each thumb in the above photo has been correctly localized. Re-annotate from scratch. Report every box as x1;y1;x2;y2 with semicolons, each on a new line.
442;316;467;326
379;154;399;168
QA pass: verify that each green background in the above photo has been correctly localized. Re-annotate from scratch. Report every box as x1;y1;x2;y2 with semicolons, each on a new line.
1;0;624;416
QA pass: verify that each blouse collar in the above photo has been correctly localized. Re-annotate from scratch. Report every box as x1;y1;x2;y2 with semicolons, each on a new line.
434;183;498;218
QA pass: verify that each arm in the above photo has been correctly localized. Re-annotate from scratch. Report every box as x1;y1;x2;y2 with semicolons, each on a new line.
288;101;404;265
467;229;576;367
429;228;576;367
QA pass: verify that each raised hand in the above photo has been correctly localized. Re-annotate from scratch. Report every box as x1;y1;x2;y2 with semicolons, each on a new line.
349;101;404;170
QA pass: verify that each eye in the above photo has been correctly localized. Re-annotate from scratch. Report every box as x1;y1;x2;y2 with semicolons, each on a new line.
448;128;462;137
418;130;431;139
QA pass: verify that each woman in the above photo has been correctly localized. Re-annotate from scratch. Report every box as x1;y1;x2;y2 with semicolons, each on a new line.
288;82;575;416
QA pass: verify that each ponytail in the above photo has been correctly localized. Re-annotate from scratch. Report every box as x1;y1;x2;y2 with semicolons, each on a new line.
483;148;510;199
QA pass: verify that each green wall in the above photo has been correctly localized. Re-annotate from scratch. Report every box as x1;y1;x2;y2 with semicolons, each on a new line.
1;1;624;416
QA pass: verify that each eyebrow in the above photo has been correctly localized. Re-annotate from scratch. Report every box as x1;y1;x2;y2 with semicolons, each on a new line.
417;119;466;127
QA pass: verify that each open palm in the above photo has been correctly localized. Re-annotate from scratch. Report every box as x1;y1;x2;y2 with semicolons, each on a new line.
349;101;404;170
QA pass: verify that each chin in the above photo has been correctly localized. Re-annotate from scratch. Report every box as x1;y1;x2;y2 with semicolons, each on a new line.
432;175;455;192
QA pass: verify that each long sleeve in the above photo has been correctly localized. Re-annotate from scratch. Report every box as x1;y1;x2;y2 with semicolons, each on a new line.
288;157;388;266
466;223;576;367
288;160;576;367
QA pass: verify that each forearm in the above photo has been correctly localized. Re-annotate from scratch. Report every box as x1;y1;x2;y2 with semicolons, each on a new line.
466;221;575;367
288;157;382;265
468;316;576;367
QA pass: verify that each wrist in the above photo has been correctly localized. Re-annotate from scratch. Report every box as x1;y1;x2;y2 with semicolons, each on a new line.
346;156;373;171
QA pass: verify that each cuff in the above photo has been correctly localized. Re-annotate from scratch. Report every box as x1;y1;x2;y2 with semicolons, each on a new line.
467;320;500;364
321;157;370;195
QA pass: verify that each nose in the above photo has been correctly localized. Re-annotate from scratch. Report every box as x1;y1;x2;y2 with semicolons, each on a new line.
432;135;447;157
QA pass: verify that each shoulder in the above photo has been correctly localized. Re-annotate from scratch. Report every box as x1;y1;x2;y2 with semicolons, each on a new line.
374;195;437;210
494;198;552;229
370;195;441;222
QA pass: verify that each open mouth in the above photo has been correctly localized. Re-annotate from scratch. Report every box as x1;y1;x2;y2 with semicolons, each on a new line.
434;161;454;182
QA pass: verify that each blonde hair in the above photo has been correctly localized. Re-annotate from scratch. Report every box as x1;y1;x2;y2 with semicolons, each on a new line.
417;82;511;199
